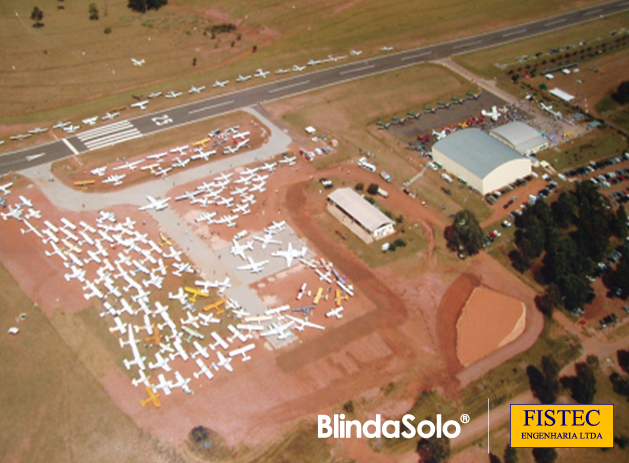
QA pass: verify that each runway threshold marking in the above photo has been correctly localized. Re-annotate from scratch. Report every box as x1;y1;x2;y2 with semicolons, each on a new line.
62;138;80;155
339;65;375;75
268;80;310;94
400;50;433;61
188;100;235;115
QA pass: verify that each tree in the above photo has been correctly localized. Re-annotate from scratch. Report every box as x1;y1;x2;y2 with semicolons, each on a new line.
603;254;629;299
127;0;167;13
367;183;380;195
444;209;484;256
609;206;628;239
612;80;629;105
562;362;597;404
617;349;629;374
191;426;208;443
551;191;577;229
355;182;364;191
504;445;518;463
416;435;451;463
489;453;502;463
527;356;560;404
89;3;99;20
532;447;557;463
31;6;44;28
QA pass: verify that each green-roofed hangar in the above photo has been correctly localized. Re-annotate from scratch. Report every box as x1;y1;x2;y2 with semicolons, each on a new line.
432;128;532;195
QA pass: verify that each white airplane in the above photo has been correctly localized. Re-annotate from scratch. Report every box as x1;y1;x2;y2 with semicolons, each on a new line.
0;182;13;195
209;332;230;351
172;157;190;169
307;59;322;66
236;323;264;333
260;161;277;172
481;106;500;121
170;145;189;156
196;211;217;223
97;210;116;223
191;149;217;161
213;80;229;88
102;111;119;120
165;90;182;98
286;315;325;332
254;68;270;78
216;196;234;207
432;128;447;141
113;159;143;171
189;85;205;94
154;166;172;177
279;155;297;166
53;121;71;130
237;256;269;274
168;287;187;305
272;242;307;268
147;151;167;160
131;370;151;388
103;174;126;186
90;166;107;177
236;74;252;82
122;329;147;371
28;127;48;134
261;320;295;340
381;46;394;51
229;344;255;362
350;49;362;56
130;100;149;110
265;305;291;317
170;339;189;362
172;262;194;277
82;116;99;126
63;125;81;133
230;239;254;260
143;273;164;289
198;312;220;326
227;325;250;343
148;91;162;99
326;306;344;319
10;133;32;140
193;358;214;380
108;317;127;335
18;196;33;208
212;277;231;294
131;58;145;66
191;340;210;359
293;64;306;71
213;351;234;372
163;246;182;262
253;233;282;249
180;312;200;330
148;352;172;372
139;195;170;211
275;68;291;74
20;219;43;239
153;374;173;396
232;203;250;215
230;186;249;196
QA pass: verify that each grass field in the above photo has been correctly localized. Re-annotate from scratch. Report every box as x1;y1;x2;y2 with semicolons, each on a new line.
0;262;177;463
452;11;629;79
0;0;611;128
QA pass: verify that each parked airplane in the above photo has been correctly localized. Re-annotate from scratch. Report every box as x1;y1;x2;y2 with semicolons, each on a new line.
230;239;254;260
209;332;230;351
102;111;120;120
432;128;447;141
193;358;214;380
0;182;13;195
279;155;297;166
113;159;143;171
82;116;99;126
380;46;394;51
130;100;149;110
254;68;270;78
53;121;71;130
229;344;255;362
261;320;295;340
185;286;209;302
131;58;145;66
141;386;161;408
148;352;172;372
148;91;162;98
213;351;234;372
122;329;147;371
154;374;173;396
189;85;206;94
481;106;500;121
191;149;217;161
326;306;344;319
213;80;229;88
275;68;291;74
172;157;190;169
350;49;362;56
272;242;307;268
254;233;282;249
236;74;252;82
139;195;170;211
103;174;126;186
165;90;182;98
292;64;306;71
237;256;269;274
285;315;325;332
191;340;210;359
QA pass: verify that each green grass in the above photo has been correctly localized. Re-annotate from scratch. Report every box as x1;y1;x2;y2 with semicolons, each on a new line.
537;129;627;172
453;11;629;79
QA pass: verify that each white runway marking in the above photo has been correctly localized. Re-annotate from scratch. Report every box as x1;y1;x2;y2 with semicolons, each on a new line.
339;65;375;75
188;100;235;115
400;51;433;61
502;29;527;38
268;81;310;94
62;138;79;155
453;40;482;49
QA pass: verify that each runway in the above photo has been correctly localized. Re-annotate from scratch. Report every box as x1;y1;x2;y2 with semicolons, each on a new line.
1;0;628;176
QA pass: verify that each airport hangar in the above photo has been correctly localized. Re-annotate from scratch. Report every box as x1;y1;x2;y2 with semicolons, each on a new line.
432;128;532;195
327;188;395;242
489;121;548;156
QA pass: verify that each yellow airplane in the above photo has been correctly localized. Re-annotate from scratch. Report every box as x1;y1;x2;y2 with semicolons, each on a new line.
335;289;349;306
193;137;212;148
185;286;209;302
313;287;327;305
159;233;172;246
144;325;161;346
74;180;95;189
141;386;161;409
203;298;226;314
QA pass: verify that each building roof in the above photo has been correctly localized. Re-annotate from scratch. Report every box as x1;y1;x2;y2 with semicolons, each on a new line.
433;128;524;179
490;121;547;154
549;88;575;102
328;188;395;233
